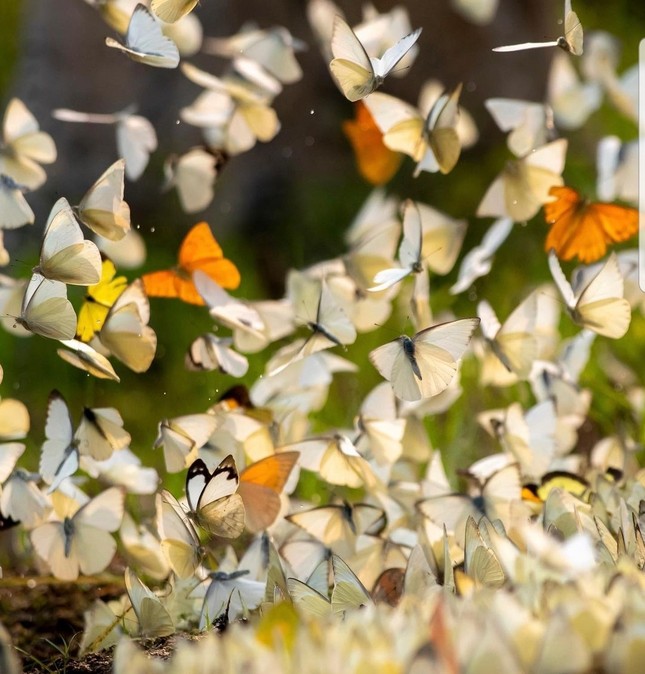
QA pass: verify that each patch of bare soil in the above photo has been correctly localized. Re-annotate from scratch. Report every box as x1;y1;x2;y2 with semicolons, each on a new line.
0;577;123;673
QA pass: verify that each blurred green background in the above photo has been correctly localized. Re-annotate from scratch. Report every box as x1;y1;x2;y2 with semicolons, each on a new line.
0;0;643;484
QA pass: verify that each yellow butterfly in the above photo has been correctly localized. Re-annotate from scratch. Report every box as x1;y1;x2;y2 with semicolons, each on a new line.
77;259;128;342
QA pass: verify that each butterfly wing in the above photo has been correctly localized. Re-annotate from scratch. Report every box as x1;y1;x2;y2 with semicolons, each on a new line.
238;452;299;532
156;490;202;578
329;16;374;101
78;160;130;241
574;253;631;338
150;0;198;23
370;338;423;402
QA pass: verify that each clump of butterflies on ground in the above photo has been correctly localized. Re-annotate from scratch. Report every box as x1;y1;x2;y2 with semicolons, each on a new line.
0;0;643;671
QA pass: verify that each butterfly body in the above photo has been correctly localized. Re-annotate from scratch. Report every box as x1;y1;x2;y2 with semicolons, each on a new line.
401;335;422;380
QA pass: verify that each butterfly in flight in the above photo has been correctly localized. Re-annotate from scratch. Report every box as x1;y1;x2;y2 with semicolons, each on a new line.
142;222;241;305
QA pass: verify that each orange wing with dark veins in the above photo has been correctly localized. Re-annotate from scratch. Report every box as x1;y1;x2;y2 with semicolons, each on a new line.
544;186;638;263
142;222;241;305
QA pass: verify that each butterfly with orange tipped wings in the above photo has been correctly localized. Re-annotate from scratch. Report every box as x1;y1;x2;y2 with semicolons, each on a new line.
544;185;638;264
142;222;241;305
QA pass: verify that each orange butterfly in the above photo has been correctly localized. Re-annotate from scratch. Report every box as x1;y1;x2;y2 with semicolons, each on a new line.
342;101;402;186
142;222;240;305
238;451;299;533
544;185;638;263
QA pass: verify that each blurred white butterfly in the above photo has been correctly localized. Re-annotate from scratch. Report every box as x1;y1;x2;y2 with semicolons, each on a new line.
328;15;421;101
159;12;203;57
180;63;280;156
364;84;463;176
493;0;583;56
485;98;554;157
124;567;174;637
30;487;124;581
547;52;601;130
0;98;57;190
596;136;637;205
204;26;305;84
0;468;51;529
369;318;480;402
477;139;568;222
150;0;197;23
450;217;513;294
35;198;102;286
105;3;180;68
40;391;79;492
81;447;159;495
96;228;147;269
477;293;538;379
185;456;245;538
75;405;131;461
163;147;219;214
52;107;157;181
97;279;157;372
186;334;249;378
548;250;631;339
120;512;170;580
354;382;406;468
17;273;77;341
76;160;131;241
0;175;34;230
450;0;499;25
154;413;218;473
57;339;120;382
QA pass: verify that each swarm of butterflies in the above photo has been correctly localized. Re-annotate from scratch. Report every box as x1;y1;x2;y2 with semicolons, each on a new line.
0;0;644;672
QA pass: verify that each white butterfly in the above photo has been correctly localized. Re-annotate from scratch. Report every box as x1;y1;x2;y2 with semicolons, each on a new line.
368;200;424;292
75;405;131;461
547;52;601;130
199;569;265;627
105;4;180;68
369;318;480;402
156;489;203;578
81;447;159;495
477;139;568;222
548;250;631;339
52;108;157;181
328;15;421;101
97;279;157;372
180;63;281;156
57;339;120;382
450;217;513;294
35;198;102;286
286;501;385;560
493;0;583;56
18;273;77;341
30;487;124;581
477;293;538;379
124;567;174;637
330;553;372;614
185;456;245;539
450;0;499;25
485;98;554;157
163;147;219;214
96;228;147;269
76;160;131;241
154;414;218;473
0;175;34;229
269;276;356;375
364;84;463;175
596;136;637;205
204;26;305;84
0;467;51;529
186;334;249;378
0;98;56;190
120;512;170;580
40;391;80;492
354;382;406;468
